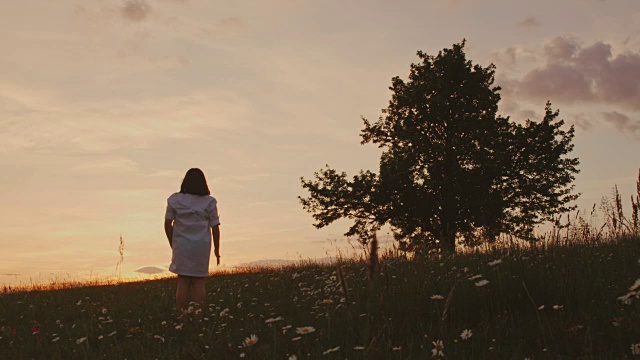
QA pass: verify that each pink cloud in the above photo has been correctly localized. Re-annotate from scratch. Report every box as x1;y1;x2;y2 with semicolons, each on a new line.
543;36;580;62
519;62;595;103
511;37;640;111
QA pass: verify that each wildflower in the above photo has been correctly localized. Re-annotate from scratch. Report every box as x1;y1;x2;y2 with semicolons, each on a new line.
288;355;297;360
52;337;60;342
101;307;108;314
296;326;316;335
237;302;242;309
154;335;165;343
488;259;503;266
630;279;640;291
76;300;82;306
220;308;230;317
265;316;283;324
322;299;334;304
538;305;545;310
108;331;117;337
292;336;301;341
31;323;41;335
76;337;87;344
243;334;258;347
619;292;636;305
354;346;365;350
460;329;472;340
323;346;340;354
430;294;444;300
239;353;245;358
468;274;483;280
431;340;445;357
392;346;402;351
175;324;183;330
552;305;564;310
474;279;489;287
98;335;104;340
631;343;640;355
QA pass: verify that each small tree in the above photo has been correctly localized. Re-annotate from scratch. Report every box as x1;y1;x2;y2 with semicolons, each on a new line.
300;41;580;254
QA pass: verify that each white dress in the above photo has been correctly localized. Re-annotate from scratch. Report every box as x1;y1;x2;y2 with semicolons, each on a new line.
165;192;220;277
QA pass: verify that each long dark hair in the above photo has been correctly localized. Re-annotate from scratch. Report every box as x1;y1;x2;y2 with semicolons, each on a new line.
180;168;210;196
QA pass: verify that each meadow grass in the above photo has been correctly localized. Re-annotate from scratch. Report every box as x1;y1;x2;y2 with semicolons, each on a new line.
1;232;640;359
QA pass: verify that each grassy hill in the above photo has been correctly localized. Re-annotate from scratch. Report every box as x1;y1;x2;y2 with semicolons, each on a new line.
2;233;640;359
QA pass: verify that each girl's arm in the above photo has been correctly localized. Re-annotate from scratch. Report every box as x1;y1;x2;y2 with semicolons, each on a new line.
212;225;220;265
164;219;174;248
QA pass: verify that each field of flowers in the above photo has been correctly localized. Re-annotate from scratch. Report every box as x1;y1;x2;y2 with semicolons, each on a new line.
2;234;640;359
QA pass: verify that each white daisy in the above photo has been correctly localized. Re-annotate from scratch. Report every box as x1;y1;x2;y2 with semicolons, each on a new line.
243;334;258;347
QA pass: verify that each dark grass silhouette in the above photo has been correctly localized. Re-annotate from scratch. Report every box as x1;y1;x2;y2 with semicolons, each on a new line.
1;231;639;359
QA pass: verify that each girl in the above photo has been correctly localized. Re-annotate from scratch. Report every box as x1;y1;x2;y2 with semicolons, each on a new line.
164;168;221;321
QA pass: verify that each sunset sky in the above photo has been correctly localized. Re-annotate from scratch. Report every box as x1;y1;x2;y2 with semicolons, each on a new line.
1;0;639;287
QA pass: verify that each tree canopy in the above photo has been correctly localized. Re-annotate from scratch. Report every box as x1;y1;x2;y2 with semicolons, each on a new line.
299;41;580;254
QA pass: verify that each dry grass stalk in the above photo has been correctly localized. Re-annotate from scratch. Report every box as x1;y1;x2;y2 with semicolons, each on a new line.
368;232;379;282
336;264;350;305
441;283;456;321
115;234;125;276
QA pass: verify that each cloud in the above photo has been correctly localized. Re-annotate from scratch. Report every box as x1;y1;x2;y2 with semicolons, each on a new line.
121;0;153;22
489;46;538;73
493;47;518;68
516;16;539;29
602;111;640;135
543;36;580;61
519;62;595;102
71;158;140;175
134;266;166;274
150;169;185;178
568;112;594;131
0;86;252;155
508;37;640;111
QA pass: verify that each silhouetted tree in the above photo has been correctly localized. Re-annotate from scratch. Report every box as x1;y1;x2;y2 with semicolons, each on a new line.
300;41;580;254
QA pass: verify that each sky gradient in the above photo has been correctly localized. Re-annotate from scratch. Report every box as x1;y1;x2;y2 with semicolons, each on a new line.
1;0;639;287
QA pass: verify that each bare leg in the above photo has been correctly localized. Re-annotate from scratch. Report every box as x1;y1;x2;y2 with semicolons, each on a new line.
191;277;206;322
176;275;191;320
